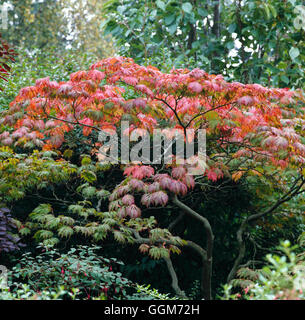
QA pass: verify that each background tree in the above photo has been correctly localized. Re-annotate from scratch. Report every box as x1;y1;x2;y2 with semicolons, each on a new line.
64;0;116;58
103;0;304;87
1;0;69;50
1;0;115;57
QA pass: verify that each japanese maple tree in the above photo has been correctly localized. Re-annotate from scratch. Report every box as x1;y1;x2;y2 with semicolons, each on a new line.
1;57;304;300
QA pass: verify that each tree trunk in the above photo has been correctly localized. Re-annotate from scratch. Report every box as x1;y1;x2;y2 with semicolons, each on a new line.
173;196;214;300
212;0;220;38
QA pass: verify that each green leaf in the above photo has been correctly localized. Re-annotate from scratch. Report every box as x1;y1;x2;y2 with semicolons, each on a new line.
60;216;75;226
74;226;94;236
149;247;169;259
156;0;166;11
182;2;192;14
93;231;107;241
164;14;176;26
191;41;201;49
34;230;53;240
19;227;31;236
281;75;290;84
58;226;74;238
269;5;277;18
113;230;125;243
46;217;61;229
228;23;236;33
42;151;58;158
82;186;97;198
117;5;126;15
81;170;97;183
263;4;270;20
198;8;208;17
226;41;235;50
81;156;91;165
168;24;177;35
289;47;300;60
68;204;84;214
32;203;52;215
43;237;59;247
96;189;110;199
97;224;111;233
103;218;117;226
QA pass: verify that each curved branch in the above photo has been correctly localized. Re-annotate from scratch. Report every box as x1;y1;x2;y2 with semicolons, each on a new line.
173;195;214;259
126;226;208;299
239;260;263;269
226;225;246;283
172;195;214;300
155;97;186;135
227;176;305;282
164;256;187;299
185;101;236;128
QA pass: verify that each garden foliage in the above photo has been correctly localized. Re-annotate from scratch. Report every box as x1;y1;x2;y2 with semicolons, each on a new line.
0;56;304;299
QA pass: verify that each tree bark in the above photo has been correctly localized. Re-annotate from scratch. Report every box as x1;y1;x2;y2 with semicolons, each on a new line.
173;195;214;300
212;0;220;38
164;256;187;299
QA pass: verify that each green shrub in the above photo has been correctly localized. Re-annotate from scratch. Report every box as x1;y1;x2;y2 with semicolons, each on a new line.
223;240;305;300
5;245;136;299
0;48;97;112
1;244;177;300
